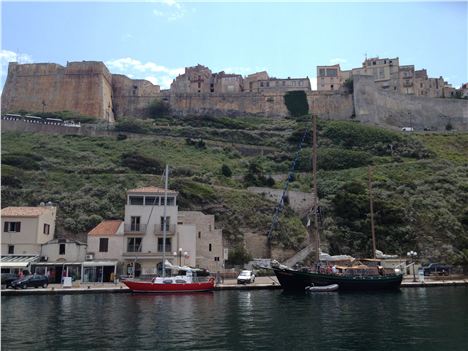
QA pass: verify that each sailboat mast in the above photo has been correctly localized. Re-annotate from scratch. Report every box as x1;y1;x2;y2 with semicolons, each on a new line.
162;165;169;277
312;114;320;263
368;166;377;259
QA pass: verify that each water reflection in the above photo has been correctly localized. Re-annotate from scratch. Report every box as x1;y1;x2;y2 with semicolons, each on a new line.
2;288;467;351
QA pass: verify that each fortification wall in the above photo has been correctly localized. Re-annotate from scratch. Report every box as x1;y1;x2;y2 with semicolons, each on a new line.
112;74;161;117
1;62;114;122
353;75;468;130
168;91;354;118
168;92;289;117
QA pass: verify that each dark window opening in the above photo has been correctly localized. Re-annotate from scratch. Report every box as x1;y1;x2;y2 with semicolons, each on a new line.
157;238;171;252
43;224;50;235
59;244;66;255
8;245;14;254
198;231;201;239
209;243;212;252
99;238;109;252
127;238;142;252
4;221;21;232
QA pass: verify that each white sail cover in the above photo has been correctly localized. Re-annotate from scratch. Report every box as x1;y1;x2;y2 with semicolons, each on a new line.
319;252;354;262
375;250;398;259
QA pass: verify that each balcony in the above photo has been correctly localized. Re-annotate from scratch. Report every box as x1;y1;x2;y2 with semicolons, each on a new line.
124;224;147;234
154;224;176;236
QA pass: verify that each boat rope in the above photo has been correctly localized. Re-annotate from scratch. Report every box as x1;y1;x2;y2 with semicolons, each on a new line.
267;128;309;241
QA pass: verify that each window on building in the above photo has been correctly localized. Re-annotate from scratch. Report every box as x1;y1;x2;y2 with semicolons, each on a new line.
166;197;175;206
8;245;14;254
160;217;170;231
214;257;220;262
331;85;334;90
3;221;21;232
157;238;171;252
319;69;326;77
127;238;142;252
198;231;201;239
209;225;212;231
43;224;50;235
145;196;158;206
59;244;66;255
131;216;141;232
99;238;109;252
209;243;212;252
129;196;144;205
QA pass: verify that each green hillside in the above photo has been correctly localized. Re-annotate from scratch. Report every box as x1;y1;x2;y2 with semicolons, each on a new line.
2;117;467;265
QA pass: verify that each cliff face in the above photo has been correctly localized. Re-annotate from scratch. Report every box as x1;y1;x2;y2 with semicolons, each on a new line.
1;62;115;122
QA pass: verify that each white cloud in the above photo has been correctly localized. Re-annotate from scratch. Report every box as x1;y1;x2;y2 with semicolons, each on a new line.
329;58;347;65
153;0;186;21
1;49;33;65
106;57;182;89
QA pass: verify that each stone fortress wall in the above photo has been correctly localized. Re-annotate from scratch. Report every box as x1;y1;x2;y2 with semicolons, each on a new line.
1;60;467;130
353;75;468;130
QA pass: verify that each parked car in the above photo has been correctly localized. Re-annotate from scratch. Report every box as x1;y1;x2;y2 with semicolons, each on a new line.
237;270;255;284
10;274;49;289
419;263;451;276
1;273;19;289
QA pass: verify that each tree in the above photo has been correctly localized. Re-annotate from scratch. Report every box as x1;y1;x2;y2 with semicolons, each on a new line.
221;164;232;177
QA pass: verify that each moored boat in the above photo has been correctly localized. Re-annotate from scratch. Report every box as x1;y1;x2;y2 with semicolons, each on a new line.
273;265;403;291
123;273;215;293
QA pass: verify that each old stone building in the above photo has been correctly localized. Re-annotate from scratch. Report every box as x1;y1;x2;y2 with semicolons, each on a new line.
1;61;161;121
249;77;311;93
316;64;351;91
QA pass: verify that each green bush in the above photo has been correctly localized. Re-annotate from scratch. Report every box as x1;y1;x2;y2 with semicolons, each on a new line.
226;246;252;265
318;148;373;170
121;152;164;174
115;118;150;134
284;91;309;117
2;153;43;170
221;164;232;177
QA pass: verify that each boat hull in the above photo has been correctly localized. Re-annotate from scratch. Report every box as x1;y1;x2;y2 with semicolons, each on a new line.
273;268;403;291
123;279;215;293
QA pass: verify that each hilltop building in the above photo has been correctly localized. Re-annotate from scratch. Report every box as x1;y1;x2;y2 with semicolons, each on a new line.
316;57;449;98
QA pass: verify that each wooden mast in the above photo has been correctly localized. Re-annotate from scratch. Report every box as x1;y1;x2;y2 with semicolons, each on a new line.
368;166;377;259
312;114;320;263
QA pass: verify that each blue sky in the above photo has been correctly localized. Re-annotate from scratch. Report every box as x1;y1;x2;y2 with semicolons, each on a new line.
1;1;467;90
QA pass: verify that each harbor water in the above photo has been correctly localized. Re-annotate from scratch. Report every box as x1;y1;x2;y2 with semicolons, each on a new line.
2;287;467;351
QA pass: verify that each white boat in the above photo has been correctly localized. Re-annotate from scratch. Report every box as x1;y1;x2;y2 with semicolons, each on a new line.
305;284;339;292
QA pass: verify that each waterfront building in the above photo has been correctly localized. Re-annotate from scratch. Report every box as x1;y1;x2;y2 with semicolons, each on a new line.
31;239;88;283
1;205;56;257
87;186;226;277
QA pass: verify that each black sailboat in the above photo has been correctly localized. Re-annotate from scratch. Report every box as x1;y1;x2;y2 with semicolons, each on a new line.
272;115;403;291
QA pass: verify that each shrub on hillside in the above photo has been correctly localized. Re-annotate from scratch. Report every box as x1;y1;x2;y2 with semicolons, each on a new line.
121;152;164;174
115;118;151;134
2;153;43;170
221;164;232;177
318;148;373;170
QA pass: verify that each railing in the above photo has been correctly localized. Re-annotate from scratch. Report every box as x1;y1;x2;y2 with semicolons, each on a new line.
157;245;172;253
154;224;176;235
124;224;147;233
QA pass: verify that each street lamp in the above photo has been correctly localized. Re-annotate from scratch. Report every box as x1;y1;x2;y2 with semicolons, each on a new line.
173;248;188;266
407;250;418;282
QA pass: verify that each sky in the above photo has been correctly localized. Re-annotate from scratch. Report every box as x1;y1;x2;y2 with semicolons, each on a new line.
1;1;467;90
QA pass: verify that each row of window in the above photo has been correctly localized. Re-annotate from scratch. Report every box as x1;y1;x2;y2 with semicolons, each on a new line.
128;196;176;206
3;222;50;234
129;216;170;232
97;237;214;254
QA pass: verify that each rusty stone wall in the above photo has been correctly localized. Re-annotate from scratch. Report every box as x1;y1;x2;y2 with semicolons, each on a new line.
1;62;115;122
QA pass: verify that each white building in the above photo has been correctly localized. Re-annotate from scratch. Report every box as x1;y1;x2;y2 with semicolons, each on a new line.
87;186;226;277
1;205;56;256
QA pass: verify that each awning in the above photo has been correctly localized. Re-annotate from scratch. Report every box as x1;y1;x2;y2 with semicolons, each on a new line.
82;261;118;267
1;255;39;268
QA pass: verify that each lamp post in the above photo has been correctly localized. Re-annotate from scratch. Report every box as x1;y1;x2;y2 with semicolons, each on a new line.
173;248;188;266
407;250;418;282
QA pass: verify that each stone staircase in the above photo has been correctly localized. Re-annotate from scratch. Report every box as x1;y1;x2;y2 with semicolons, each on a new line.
282;242;317;267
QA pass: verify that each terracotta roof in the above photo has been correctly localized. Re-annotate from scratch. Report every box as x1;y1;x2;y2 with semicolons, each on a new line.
1;206;55;217
127;186;177;194
88;220;123;236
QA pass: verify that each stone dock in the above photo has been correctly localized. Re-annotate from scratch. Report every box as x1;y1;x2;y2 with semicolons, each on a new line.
2;276;467;296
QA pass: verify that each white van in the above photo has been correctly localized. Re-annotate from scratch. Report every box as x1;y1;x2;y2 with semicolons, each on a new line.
401;127;414;132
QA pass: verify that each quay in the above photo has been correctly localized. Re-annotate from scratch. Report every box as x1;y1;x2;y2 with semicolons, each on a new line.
2;276;467;296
